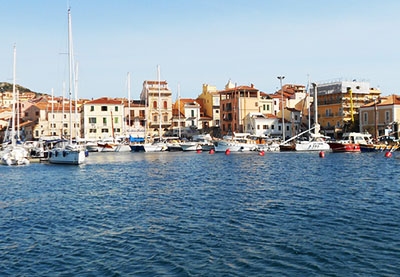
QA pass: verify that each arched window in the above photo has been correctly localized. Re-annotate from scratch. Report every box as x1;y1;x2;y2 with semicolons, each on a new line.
163;101;167;109
153;101;157;108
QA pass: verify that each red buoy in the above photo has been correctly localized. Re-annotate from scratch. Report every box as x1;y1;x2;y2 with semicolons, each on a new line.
209;149;215;154
259;150;265;156
196;149;202;154
385;151;392;158
319;151;325;158
225;149;231;155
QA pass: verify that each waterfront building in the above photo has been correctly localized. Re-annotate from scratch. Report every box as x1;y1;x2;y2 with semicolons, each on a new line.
197;84;220;128
243;113;281;137
81;97;125;141
140;80;172;138
359;94;400;140
311;79;381;137
122;99;147;138
171;98;201;138
219;81;274;136
25;99;79;140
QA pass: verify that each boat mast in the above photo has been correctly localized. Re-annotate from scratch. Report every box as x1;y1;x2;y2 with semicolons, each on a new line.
51;88;54;136
157;65;162;140
127;72;131;134
312;82;320;135
11;45;17;147
74;62;79;139
68;8;73;143
178;83;181;138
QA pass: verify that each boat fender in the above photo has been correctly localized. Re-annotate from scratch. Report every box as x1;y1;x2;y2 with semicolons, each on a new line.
319;151;325;158
49;152;52;158
55;151;58;157
63;151;67;157
225;149;231;155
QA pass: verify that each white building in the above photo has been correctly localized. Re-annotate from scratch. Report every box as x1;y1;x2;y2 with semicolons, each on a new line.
81;97;125;140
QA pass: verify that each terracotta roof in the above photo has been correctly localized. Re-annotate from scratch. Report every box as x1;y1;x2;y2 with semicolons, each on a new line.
85;97;123;105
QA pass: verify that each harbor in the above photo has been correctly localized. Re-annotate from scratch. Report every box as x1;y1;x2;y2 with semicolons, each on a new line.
1;151;400;276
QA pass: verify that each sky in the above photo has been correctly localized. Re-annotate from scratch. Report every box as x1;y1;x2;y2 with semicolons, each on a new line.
1;0;400;100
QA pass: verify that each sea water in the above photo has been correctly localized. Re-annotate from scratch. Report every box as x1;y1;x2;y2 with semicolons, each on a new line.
1;151;400;276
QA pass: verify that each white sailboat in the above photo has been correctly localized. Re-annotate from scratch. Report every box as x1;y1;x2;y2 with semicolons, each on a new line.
294;82;330;151
0;45;30;166
48;8;86;165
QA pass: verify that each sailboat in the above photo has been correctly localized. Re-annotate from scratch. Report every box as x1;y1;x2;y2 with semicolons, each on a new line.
48;8;86;165
143;65;167;152
294;82;330;151
0;45;30;166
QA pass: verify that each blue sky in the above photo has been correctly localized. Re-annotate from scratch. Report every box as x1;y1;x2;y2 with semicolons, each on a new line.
1;0;400;100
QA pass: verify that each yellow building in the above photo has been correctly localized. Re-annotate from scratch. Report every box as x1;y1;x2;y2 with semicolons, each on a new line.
197;84;220;127
313;80;381;137
359;94;400;140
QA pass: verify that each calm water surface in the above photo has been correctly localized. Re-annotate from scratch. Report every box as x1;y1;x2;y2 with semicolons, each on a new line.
1;151;400;276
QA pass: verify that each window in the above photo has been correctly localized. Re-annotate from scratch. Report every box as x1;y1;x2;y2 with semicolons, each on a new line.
90;106;94;111
153;115;158;122
114;117;118;124
271;125;275;129
89;117;96;124
101;129;109;133
115;106;118;112
163;101;167;109
103;117;107;124
89;129;96;133
257;125;260;130
163;115;168;122
153;101;157;108
64;114;67;119
101;106;107;111
191;110;194;117
363;112;368;124
35;111;39;116
63;123;68;128
386;111;390;122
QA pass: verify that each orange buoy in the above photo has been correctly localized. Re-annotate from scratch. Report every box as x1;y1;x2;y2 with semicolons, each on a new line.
225;149;231;155
385;151;392;158
196;149;202;154
319;151;325;158
259;150;265;156
209;149;215;154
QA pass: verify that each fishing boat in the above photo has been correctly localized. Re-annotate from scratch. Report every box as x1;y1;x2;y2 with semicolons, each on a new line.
0;45;29;166
328;132;371;153
48;8;86;165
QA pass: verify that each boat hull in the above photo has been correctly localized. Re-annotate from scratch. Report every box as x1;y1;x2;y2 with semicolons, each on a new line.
295;141;330;151
48;148;86;165
328;142;360;152
129;144;145;152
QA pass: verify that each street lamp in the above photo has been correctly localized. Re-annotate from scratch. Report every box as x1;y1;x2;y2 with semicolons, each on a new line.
277;76;285;140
